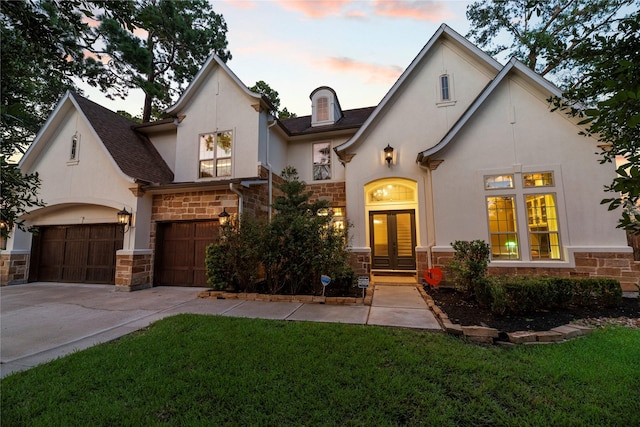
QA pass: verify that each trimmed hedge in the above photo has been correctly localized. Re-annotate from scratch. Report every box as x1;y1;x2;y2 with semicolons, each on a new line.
484;276;622;315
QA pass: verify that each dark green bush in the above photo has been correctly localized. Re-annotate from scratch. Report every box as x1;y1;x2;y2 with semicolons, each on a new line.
449;240;490;303
205;215;265;291
486;276;622;315
205;166;356;296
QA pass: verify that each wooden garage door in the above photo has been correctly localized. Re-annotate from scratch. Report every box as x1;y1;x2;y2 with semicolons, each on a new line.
29;224;123;284
154;221;218;287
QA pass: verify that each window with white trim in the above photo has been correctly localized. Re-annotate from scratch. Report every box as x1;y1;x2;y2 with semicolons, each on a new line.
317;97;328;122
67;133;80;165
199;131;232;178
313;141;331;181
440;75;450;101
484;171;562;261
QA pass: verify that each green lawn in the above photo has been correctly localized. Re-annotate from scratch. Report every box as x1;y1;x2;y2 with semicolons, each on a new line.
2;315;639;426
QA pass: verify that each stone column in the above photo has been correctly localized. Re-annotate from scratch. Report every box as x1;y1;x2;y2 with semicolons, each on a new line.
115;250;153;291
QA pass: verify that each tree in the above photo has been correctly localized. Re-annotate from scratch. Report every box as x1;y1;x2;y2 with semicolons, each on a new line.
263;167;353;295
90;0;231;122
248;80;297;119
466;0;634;83
1;1;134;239
552;12;640;234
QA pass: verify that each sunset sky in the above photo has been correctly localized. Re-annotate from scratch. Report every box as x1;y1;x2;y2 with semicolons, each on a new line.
80;0;474;118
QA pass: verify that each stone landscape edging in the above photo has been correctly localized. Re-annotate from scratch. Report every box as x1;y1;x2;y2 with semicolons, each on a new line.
198;289;373;306
416;285;594;345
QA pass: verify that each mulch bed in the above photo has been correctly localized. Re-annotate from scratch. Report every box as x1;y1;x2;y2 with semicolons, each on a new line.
427;286;640;332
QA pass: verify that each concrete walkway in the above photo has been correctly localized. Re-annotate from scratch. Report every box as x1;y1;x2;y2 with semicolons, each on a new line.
1;281;440;378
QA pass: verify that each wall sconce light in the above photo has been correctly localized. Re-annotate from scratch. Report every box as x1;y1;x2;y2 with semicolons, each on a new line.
0;219;7;250
117;207;132;233
384;144;394;167
218;208;230;225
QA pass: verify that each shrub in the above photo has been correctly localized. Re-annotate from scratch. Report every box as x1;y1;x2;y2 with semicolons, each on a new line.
205;215;265;292
205;166;356;296
485;276;623;315
449;240;491;303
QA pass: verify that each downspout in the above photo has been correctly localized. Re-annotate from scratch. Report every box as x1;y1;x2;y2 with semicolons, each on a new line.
266;115;278;223
417;161;434;271
230;182;243;219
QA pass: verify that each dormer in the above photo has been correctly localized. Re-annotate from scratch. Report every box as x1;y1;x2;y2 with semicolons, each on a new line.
310;86;344;127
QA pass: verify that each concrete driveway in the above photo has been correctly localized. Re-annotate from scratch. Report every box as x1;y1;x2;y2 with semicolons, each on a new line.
1;281;440;378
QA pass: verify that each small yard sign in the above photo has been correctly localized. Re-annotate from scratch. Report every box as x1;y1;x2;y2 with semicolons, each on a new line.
320;275;331;297
358;276;369;300
357;276;369;289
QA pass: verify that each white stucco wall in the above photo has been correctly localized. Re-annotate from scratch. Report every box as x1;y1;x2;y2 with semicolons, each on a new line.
172;66;261;182
342;39;499;250
148;129;177;173
430;72;627;260
287;136;348;183
14;103;146;252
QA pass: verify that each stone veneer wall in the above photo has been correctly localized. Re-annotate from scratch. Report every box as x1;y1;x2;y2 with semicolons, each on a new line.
431;250;640;292
349;250;371;277
0;253;29;285
115;252;152;291
306;182;346;206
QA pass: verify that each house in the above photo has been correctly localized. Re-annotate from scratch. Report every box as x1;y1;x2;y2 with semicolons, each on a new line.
2;24;638;292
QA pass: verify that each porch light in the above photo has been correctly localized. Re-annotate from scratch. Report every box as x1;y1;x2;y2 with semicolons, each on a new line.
218;208;230;225
117;207;132;233
384;144;394;167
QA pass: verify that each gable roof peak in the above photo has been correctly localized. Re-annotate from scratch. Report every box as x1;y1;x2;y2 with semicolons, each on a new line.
335;23;503;157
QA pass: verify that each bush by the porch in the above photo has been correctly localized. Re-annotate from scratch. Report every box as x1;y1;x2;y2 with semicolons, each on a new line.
206;167;355;295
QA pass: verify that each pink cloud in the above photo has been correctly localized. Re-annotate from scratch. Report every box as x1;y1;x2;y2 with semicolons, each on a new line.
224;0;258;9
320;56;403;83
275;0;352;18
373;0;452;21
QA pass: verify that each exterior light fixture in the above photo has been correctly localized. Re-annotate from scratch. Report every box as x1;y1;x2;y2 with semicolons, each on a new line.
218;208;230;225
117;207;132;233
0;219;7;250
384;144;394;167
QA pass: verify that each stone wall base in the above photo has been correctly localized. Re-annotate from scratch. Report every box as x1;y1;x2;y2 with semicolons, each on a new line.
431;251;640;292
349;250;371;277
115;252;153;291
0;253;29;286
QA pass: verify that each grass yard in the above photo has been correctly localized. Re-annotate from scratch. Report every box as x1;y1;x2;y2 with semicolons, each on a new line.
2;315;639;426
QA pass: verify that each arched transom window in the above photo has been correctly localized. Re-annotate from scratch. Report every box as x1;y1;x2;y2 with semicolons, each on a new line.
367;182;415;203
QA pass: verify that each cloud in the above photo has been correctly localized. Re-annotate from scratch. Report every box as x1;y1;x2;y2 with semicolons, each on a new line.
274;0;352;18
373;0;452;21
319;56;403;83
224;0;259;9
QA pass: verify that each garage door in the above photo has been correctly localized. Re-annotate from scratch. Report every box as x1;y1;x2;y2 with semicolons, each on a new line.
154;221;218;287
29;224;123;284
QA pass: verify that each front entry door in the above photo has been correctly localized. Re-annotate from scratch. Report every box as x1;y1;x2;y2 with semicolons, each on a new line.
370;210;416;270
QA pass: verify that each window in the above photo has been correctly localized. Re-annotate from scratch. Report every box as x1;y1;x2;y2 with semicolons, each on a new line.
199;131;232;178
313;142;331;180
368;183;415;203
485;174;514;190
318;207;346;230
487;196;519;259
440;75;450;101
317;97;328;121
523;172;553;187
526;194;561;259
68;133;80;165
484;171;562;261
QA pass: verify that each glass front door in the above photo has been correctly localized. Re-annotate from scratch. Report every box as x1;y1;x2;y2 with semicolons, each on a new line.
370;210;416;270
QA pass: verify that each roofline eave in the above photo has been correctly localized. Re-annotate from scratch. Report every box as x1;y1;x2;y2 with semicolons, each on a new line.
336;24;503;156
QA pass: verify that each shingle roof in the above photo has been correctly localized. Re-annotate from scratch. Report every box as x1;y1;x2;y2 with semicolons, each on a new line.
72;93;174;184
279;106;376;136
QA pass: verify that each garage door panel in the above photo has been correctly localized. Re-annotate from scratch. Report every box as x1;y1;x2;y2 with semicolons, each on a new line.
155;221;218;287
30;224;122;284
